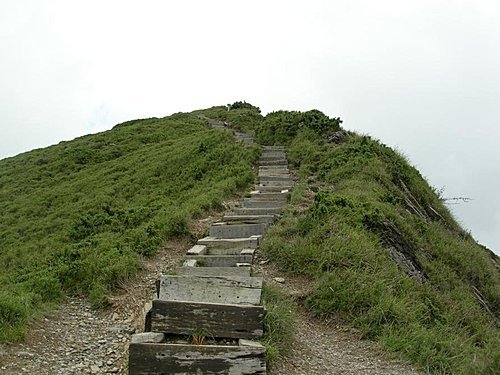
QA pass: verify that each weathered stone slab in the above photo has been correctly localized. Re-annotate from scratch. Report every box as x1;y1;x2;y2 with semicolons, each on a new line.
231;207;283;215
183;259;197;267
223;214;277;224
258;171;290;177
198;236;261;249
130;332;165;344
186;245;207;255
259;180;295;187
260;156;286;163
242;199;287;209
158;275;263;305
209;222;267;238
260;159;288;166
254;185;294;192
259;175;294;183
150;300;266;339
176;266;251;277
185;254;253;267
259;165;289;170
250;192;289;201
128;342;266;374
198;247;255;256
263;145;285;150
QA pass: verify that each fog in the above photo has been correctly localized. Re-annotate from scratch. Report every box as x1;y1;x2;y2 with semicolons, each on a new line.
1;0;498;253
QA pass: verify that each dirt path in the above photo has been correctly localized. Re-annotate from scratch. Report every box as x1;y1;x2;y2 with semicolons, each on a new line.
0;239;188;375
258;258;421;375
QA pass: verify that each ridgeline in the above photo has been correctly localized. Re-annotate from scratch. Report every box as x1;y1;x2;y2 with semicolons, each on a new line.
0;102;498;373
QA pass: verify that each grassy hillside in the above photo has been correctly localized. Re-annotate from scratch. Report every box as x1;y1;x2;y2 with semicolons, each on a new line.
0;111;260;342
245;112;498;374
2;103;498;373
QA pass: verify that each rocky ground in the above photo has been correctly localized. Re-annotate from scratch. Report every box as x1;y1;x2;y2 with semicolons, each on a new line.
258;261;420;375
0;237;189;375
0;211;421;375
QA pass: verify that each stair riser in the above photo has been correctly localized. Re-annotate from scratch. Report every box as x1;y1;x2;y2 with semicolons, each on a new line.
209;223;267;238
150;300;265;339
129;343;266;375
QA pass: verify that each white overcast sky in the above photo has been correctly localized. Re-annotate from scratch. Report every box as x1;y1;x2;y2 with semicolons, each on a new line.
1;0;499;254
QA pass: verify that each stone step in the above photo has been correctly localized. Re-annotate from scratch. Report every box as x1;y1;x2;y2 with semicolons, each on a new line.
157;275;262;305
253;185;293;193
129;340;266;374
223;214;277;224
209;222;267;239
150;300;266;339
242;199;287;209
258;171;291;177
260;156;286;162
185;254;254;267
176;265;251;277
258;180;295;187
250;192;289;201
187;247;255;256
186;244;207;255
260;155;286;161
259;175;294;182
259;159;288;166
258;173;290;178
259;165;289;170
231;207;283;215
198;235;261;249
263;145;285;150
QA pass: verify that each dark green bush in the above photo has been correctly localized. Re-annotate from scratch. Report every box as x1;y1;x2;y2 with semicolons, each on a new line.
256;110;342;145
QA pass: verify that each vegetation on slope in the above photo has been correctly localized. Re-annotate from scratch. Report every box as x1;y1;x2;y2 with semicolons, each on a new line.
0;111;260;342
249;112;499;374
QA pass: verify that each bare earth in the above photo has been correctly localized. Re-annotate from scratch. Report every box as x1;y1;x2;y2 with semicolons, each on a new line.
258;259;420;375
0;212;420;374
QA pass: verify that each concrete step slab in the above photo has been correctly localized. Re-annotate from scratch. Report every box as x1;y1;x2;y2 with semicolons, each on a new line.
259;175;294;182
150;300;266;339
258;180;295;187
176;265;251;277
198;235;261;249
259;159;288;166
260;156;286;162
209;222;267;238
186;245;207;256
157;275;262;305
242;199;287;209
129;341;266;374
258;171;291;177
231;207;283;215
253;185;293;192
185;254;253;267
223;214;277;224
250;192;289;201
259;165;289;170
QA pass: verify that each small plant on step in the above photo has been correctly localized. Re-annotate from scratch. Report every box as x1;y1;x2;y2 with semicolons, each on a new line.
190;328;212;345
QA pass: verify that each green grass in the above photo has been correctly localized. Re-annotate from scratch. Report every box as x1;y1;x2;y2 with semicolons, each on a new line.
0;110;260;342
2;102;498;374
260;284;296;366
260;126;499;374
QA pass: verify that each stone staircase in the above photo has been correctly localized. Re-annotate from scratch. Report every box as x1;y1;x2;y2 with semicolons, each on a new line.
128;124;292;374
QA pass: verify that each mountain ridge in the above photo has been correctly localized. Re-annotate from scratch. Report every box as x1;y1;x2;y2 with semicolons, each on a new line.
0;103;498;373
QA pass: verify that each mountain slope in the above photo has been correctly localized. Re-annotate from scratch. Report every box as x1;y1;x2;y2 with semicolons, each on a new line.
0;111;259;341
252;114;499;374
1;103;498;374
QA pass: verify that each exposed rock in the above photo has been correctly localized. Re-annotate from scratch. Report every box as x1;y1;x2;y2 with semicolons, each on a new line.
326;130;349;144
